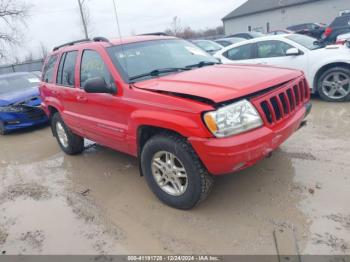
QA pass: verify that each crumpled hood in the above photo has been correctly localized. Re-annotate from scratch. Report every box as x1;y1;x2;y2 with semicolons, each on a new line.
0;87;41;107
133;64;303;103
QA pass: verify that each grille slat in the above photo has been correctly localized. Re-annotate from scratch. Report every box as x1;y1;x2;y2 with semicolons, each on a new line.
253;77;309;126
266;101;277;123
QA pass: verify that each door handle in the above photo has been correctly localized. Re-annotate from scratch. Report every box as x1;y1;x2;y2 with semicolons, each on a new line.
52;90;59;95
76;96;88;102
258;62;267;65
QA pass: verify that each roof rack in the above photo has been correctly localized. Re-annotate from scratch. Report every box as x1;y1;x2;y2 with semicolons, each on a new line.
52;37;110;51
93;36;110;42
139;32;170;36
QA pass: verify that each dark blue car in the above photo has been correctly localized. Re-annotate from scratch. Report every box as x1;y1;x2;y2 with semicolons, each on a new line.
0;72;48;135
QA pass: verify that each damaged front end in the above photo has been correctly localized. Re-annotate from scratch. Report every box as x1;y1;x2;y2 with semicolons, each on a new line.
0;97;48;133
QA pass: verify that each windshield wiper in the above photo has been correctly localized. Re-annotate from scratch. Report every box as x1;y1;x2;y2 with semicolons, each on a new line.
129;67;190;81
185;61;220;69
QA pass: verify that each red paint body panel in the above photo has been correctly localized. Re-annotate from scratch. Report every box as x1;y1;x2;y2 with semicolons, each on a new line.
40;36;310;176
189;107;306;175
133;64;303;103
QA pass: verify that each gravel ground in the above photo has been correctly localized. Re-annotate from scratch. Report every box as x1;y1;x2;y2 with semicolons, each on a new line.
0;98;349;255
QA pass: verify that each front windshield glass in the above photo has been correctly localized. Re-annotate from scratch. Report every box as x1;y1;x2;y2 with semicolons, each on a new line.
0;73;40;95
194;40;222;52
286;34;323;50
107;39;218;82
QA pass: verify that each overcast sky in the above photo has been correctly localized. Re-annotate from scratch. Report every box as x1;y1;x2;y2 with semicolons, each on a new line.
10;0;247;60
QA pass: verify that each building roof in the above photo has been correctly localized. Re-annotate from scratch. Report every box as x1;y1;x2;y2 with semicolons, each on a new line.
222;0;322;21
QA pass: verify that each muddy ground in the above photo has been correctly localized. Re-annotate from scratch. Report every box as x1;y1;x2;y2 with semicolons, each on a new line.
0;98;349;255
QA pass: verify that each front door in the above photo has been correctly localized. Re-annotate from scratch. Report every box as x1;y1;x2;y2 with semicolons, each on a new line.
255;40;309;76
74;49;129;153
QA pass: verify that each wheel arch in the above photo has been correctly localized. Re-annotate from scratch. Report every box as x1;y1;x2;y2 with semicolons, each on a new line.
313;62;350;92
47;105;59;119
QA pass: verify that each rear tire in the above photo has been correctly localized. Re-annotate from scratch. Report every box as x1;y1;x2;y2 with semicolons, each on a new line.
141;133;214;210
51;113;84;155
317;66;350;102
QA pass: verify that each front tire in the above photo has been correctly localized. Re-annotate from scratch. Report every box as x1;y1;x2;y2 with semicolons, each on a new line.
0;121;8;135
317;67;350;102
141;133;214;210
51;113;84;155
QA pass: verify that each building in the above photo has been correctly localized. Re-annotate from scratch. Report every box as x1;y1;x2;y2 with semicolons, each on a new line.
222;0;350;35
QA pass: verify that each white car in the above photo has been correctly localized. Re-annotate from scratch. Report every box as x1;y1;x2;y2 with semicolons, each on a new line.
214;34;350;102
336;33;350;45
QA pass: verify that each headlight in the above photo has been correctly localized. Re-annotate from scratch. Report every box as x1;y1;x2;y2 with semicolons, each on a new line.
0;106;26;113
203;99;263;138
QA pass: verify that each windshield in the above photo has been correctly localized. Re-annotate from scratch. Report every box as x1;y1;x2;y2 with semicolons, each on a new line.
0;73;40;95
107;39;218;82
286;34;323;50
250;32;264;37
194;40;222;52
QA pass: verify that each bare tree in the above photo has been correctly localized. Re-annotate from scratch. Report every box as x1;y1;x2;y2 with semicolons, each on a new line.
165;16;183;37
164;17;224;39
23;50;33;62
38;42;48;60
0;0;30;59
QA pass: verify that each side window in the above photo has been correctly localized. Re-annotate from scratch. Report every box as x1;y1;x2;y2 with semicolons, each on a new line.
56;51;78;87
42;55;58;83
80;50;114;89
257;41;293;58
224;44;253;60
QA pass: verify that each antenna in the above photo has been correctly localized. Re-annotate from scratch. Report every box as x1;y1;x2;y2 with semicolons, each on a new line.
111;0;129;78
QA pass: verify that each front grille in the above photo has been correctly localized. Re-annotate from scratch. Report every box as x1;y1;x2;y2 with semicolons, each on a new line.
26;108;45;120
251;77;310;126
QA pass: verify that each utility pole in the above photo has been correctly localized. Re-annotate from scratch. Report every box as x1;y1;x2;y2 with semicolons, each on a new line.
77;0;89;39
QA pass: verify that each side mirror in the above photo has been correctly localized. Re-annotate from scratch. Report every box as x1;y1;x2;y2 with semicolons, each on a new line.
84;77;116;94
286;48;301;56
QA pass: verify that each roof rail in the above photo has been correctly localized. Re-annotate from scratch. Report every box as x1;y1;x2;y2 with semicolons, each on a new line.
139;32;170;36
52;37;110;51
93;36;110;42
53;39;90;51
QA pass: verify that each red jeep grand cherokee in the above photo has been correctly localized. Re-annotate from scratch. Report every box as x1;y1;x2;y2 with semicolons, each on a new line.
40;35;311;209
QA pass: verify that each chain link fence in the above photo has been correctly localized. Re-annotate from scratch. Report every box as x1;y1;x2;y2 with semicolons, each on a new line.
0;59;44;75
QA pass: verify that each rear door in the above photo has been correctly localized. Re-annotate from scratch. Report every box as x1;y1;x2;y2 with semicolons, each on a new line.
55;50;82;131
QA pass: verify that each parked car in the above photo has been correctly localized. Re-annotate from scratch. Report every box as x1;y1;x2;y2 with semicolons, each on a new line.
267;29;293;35
227;32;264;39
0;72;48;135
214;37;245;47
214;34;350;102
40;36;311;209
322;13;350;43
336;32;350;45
192;40;223;55
287;23;326;39
31;71;42;79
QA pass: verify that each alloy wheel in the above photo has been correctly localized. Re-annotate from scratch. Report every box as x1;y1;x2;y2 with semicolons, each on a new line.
151;151;188;196
56;122;68;148
322;72;350;100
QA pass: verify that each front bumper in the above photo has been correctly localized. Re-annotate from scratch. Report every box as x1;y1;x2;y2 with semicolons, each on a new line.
189;102;311;176
0;108;49;132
